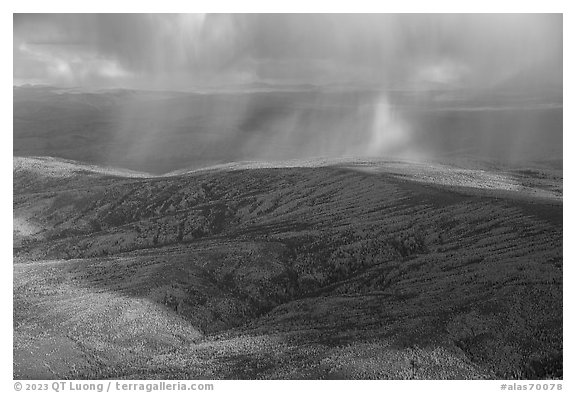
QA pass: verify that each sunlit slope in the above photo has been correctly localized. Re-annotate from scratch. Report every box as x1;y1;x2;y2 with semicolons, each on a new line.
14;157;562;379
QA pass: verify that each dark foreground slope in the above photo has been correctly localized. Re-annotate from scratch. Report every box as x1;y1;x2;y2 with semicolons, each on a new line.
14;157;562;379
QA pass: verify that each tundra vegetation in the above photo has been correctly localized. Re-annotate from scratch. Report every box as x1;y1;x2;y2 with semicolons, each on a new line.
13;156;562;379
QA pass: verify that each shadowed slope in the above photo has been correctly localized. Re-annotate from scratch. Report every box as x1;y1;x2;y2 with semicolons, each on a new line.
14;157;562;379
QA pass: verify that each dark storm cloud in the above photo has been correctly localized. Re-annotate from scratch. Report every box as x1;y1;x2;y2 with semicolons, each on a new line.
13;13;562;91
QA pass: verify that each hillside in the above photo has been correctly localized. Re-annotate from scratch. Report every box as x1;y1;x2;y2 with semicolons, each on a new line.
13;156;562;379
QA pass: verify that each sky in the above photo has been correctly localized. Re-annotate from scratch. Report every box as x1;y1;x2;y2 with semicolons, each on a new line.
13;13;562;91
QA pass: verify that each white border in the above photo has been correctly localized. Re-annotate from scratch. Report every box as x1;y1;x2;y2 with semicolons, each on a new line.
4;3;572;392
